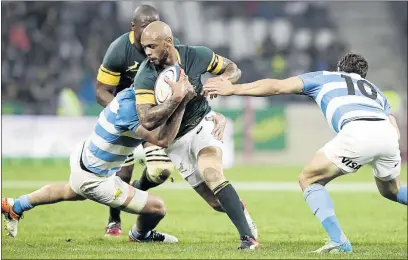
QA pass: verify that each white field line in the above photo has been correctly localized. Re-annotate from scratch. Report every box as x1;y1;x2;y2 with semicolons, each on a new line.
1;180;385;192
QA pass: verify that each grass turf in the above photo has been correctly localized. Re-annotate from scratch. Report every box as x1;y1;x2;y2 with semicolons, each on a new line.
1;160;407;259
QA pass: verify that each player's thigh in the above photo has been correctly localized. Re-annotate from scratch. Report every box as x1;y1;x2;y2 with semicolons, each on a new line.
370;131;401;182
372;151;401;199
143;141;175;183
193;112;226;190
164;131;196;181
197;146;226;190
63;184;87;201
69;142;91;198
299;147;345;190
88;175;149;213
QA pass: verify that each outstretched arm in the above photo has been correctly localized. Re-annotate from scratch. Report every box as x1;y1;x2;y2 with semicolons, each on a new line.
203;76;305;97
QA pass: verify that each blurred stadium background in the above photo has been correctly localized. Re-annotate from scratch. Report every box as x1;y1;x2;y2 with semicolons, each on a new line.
2;1;407;164
1;2;407;258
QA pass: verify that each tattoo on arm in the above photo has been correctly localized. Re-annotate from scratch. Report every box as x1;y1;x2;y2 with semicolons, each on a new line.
137;99;181;131
210;56;241;83
152;98;188;144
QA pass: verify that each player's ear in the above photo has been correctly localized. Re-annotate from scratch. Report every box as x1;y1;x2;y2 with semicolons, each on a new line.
164;37;172;47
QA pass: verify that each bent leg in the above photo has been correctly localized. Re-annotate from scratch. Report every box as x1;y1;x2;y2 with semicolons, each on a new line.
298;148;351;252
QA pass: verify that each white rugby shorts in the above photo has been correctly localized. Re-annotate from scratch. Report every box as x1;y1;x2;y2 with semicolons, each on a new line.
165;111;224;187
323;119;401;181
69;142;148;211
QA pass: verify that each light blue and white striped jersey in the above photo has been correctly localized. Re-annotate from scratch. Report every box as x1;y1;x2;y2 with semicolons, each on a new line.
299;71;391;132
82;88;144;175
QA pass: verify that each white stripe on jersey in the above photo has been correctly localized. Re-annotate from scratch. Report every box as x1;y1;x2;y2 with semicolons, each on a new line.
110;98;120;113
315;82;345;107
83;146;124;171
98;111;136;138
325;95;384;124
323;71;344;76
89;133;134;156
337;110;388;131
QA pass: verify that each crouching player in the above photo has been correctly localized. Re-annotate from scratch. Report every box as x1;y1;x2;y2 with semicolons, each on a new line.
2;70;195;243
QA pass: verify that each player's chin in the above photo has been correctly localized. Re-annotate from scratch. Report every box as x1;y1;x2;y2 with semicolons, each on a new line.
149;58;158;64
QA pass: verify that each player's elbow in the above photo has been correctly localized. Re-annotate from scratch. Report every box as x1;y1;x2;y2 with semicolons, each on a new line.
95;81;114;106
141;121;157;131
227;62;241;83
156;139;170;148
236;68;242;81
95;90;105;106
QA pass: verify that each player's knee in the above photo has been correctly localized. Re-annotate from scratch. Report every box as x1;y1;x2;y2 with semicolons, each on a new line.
116;165;134;184
63;184;84;200
148;196;167;218
120;188;149;215
202;167;226;190
298;172;311;191
146;162;174;185
378;188;398;202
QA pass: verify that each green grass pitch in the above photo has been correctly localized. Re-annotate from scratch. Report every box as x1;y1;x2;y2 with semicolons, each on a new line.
1;159;407;259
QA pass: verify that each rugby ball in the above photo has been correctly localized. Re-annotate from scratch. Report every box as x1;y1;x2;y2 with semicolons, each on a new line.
154;65;181;104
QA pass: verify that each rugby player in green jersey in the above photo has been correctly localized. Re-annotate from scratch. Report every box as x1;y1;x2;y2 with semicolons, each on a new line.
95;5;182;237
133;21;260;250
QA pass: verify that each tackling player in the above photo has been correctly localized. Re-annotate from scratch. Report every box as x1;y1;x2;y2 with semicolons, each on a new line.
95;5;181;236
203;52;407;253
2;71;194;242
133;21;260;250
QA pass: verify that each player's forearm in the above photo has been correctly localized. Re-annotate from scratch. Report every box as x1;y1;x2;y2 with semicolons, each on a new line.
138;96;183;131
233;79;279;96
153;98;188;147
220;63;241;83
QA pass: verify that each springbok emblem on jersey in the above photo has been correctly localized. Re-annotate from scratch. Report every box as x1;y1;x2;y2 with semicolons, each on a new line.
126;61;139;72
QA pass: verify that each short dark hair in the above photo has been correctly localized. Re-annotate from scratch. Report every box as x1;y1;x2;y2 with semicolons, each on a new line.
337;52;368;78
132;5;159;24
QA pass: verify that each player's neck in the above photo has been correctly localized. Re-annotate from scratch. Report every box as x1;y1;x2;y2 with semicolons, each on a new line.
133;39;143;53
165;47;178;66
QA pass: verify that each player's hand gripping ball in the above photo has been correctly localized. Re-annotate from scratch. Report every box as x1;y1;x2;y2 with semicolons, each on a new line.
154;65;181;104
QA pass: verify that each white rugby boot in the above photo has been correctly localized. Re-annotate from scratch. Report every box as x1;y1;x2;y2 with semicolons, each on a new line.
241;200;258;240
1;198;22;238
313;238;353;253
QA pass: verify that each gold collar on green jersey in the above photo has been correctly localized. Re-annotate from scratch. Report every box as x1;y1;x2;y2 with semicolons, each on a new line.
129;31;135;44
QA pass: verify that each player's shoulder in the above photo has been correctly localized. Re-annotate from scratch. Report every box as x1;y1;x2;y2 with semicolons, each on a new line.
103;32;132;67
115;88;137;112
116;88;136;102
298;70;346;84
135;59;156;79
108;32;132;50
133;59;157;89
